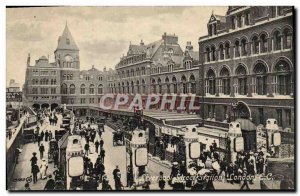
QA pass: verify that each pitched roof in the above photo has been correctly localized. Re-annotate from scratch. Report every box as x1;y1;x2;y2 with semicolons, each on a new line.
56;23;79;51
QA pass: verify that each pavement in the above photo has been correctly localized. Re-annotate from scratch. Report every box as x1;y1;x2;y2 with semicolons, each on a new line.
8;114;262;191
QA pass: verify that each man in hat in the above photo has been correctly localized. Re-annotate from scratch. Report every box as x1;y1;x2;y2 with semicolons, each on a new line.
30;152;38;167
95;140;100;154
113;165;120;180
31;163;40;183
114;172;123;190
100;148;105;163
39;143;45;159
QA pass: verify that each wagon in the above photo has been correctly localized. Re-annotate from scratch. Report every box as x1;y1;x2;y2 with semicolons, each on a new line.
112;130;124;146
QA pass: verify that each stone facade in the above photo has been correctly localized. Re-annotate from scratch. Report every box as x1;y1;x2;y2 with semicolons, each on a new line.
198;6;294;131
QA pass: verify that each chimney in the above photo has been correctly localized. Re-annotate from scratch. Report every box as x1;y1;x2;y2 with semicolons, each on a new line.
140;40;144;46
186;41;193;51
103;66;107;72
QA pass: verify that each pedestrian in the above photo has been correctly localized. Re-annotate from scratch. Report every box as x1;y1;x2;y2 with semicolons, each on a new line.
49;131;53;140
31;163;40;184
53;150;59;168
100;148;105;163
96;160;105;182
126;165;133;187
158;171;166;190
85;134;90;144
14;148;21;164
113;165;120;180
114;172;124;190
39;143;45;159
40;130;45;141
102;175;112;190
84;143;90;156
100;138;104;148
44;175;55;190
45;130;49;142
40;158;48;179
30;152;38;167
95;140;100;154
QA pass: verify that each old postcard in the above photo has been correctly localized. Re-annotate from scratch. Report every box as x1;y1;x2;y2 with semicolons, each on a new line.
6;6;295;191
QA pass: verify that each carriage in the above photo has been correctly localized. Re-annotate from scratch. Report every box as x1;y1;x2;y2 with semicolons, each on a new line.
112;130;125;146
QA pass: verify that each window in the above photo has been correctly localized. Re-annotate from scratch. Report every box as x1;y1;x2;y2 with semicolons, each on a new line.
80;98;86;104
206;69;216;95
237;15;242;28
245;12;250;25
274;60;291;95
89;84;95;94
89;98;95;104
254;63;267;95
206;47;210;62
190;75;196;94
211;46;216;61
252;36;259;54
225;42;230;59
219;44;224;60
241;39;247;56
172;77;177;94
98;84;103;94
80;84;86;95
61;84;68;94
231;16;236;29
70;84;75;94
236;65;248;95
181;76;187;94
219;67;230;95
234;41;240;57
283;28;292;49
51;88;56;94
273;31;281;51
260;34;268;53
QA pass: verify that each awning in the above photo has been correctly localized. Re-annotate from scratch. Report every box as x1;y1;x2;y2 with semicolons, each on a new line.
236;118;256;131
58;132;69;149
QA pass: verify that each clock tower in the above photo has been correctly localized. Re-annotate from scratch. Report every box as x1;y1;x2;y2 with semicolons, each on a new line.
54;22;80;69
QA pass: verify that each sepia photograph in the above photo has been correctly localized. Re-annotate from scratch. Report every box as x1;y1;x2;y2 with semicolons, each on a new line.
5;5;295;191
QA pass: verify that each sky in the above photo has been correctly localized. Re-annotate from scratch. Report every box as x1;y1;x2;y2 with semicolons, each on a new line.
6;6;228;87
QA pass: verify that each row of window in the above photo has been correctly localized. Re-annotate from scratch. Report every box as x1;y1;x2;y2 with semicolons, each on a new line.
61;84;104;95
205;60;292;96
32;78;57;85
119;54;147;67
32;70;56;76
205;28;292;62
118;67;147;78
79;75;103;81
31;87;57;95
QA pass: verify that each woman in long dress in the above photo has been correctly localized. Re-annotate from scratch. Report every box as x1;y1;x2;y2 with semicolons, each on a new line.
40;159;48;179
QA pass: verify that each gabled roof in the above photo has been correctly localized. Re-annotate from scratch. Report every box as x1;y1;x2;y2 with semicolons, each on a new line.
56;22;79;51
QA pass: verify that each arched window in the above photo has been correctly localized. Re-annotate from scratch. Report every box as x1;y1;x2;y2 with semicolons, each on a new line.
206;69;216;95
142;79;146;94
252;36;259;54
236;65;248;95
136;80;140;94
158;78;162;94
69;84;76;94
80;84;86;95
219;67;231;95
89;84;95;94
206;47;210;62
126;82;130;94
254;63;267;95
274;60;291;95
219;44;225;60
61;83;68;94
151;79;156;94
273;31;281;51
211;46;216;61
241;39;247;56
98;84;103;94
172;77;177;94
181;75;187;94
165;77;170;94
234;40;240;57
283;28;292;49
225;42;230;59
131;81;134;94
260;34;268;53
189;75;196;94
